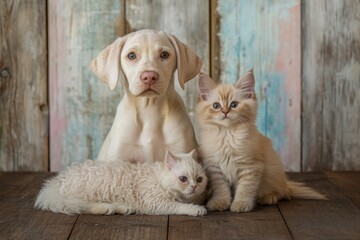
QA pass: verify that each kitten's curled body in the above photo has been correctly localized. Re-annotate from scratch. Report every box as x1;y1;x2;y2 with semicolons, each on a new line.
197;71;326;213
35;150;208;216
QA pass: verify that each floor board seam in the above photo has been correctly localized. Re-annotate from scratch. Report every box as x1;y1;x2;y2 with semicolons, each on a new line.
166;215;170;240
67;215;80;240
276;204;294;240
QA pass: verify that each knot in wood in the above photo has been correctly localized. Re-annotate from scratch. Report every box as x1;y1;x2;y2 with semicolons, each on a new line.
0;68;10;78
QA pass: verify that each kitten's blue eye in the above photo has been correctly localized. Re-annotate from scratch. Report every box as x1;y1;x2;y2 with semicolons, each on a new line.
179;176;188;183
196;177;203;183
230;101;239;109
212;102;221;110
127;52;136;60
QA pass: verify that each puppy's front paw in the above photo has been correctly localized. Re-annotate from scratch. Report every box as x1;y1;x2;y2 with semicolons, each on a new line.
206;197;231;211
230;200;254;213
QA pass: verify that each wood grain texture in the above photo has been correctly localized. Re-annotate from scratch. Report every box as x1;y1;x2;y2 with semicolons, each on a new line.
0;173;78;240
210;0;221;82
326;171;360;209
0;0;48;171
48;0;125;171
279;173;360;239
0;173;37;197
302;0;360;171
1;172;360;239
126;0;210;137
216;0;301;171
2;0;359;172
168;208;291;240
69;215;167;240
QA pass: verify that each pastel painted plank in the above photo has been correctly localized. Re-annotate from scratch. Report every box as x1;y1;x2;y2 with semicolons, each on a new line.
0;0;48;171
126;0;210;136
215;0;301;171
48;0;125;171
302;0;360;171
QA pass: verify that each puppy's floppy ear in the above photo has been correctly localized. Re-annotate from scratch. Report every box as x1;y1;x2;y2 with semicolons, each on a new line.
166;34;203;89
90;36;128;90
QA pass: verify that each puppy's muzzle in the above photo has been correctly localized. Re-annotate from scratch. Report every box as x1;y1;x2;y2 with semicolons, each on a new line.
140;71;159;85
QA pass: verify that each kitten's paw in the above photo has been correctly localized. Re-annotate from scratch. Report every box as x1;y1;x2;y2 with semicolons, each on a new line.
206;197;231;211
115;205;135;215
88;203;115;215
192;206;207;216
230;200;254;213
258;193;279;205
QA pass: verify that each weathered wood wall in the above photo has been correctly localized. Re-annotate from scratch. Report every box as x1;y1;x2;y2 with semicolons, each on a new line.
0;0;48;171
48;0;125;171
0;0;359;172
302;0;360;171
215;0;301;171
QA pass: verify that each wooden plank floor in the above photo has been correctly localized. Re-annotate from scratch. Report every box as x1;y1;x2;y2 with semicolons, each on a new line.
0;172;359;240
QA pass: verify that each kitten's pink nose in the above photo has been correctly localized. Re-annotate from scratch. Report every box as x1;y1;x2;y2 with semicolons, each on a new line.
222;110;230;117
140;71;159;85
191;185;197;190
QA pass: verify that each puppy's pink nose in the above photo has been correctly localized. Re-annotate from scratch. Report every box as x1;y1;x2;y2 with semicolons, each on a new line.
140;71;159;85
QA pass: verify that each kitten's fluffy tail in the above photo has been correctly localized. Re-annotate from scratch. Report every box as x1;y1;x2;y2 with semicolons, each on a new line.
287;181;327;200
34;177;84;214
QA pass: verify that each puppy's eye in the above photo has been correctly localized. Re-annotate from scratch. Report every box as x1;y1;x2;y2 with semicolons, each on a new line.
196;177;203;183
213;102;221;110
160;51;169;59
179;176;188;183
127;52;136;60
230;101;239;109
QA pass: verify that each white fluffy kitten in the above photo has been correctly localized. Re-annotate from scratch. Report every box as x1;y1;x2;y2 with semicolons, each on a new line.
35;150;208;216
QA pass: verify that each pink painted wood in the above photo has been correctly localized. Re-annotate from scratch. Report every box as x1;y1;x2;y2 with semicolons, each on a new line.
48;0;125;171
216;0;301;171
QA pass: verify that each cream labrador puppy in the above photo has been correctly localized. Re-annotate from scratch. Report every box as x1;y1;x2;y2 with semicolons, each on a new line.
91;29;202;163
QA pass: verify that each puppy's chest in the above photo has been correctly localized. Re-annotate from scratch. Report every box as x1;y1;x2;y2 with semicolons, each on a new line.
138;122;164;145
128;121;164;161
116;104;190;162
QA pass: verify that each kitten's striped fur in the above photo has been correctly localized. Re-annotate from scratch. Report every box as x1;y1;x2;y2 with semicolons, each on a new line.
197;70;326;212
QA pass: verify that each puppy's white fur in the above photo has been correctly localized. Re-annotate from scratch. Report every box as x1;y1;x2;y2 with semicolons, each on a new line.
91;29;202;163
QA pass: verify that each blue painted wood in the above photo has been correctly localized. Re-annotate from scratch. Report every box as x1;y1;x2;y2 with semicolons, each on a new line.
217;0;301;171
49;0;125;171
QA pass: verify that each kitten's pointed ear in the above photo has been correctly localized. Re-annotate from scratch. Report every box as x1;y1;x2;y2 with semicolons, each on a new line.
188;149;198;160
235;69;255;98
165;151;177;170
199;73;217;100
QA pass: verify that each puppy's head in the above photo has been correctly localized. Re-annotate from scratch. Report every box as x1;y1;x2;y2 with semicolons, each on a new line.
90;29;202;96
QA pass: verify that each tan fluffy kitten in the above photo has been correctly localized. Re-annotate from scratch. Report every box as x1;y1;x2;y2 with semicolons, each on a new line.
35;150;208;216
197;70;326;213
